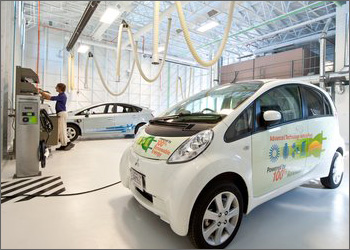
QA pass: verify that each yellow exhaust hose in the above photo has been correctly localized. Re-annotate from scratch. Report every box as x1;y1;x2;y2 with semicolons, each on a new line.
175;1;235;67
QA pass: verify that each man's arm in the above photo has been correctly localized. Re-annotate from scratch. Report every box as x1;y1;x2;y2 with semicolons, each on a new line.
39;90;52;100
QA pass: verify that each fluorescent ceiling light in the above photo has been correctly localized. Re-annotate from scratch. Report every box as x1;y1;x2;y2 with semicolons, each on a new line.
77;45;89;53
158;45;165;53
100;8;120;24
197;20;219;32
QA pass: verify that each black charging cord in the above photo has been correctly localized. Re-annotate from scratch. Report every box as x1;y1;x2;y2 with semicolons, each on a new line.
1;181;121;199
40;109;54;144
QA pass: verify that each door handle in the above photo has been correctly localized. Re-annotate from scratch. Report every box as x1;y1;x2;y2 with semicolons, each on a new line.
107;118;114;121
243;145;250;151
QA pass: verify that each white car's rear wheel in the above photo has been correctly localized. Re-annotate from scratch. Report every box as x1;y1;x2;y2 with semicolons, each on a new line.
321;151;344;189
188;181;243;249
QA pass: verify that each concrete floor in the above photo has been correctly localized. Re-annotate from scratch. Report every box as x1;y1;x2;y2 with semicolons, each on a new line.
1;138;349;249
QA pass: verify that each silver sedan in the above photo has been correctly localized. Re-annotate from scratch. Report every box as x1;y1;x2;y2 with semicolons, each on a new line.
66;102;153;141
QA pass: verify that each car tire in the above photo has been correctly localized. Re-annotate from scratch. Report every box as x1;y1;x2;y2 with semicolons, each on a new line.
134;123;146;135
67;124;80;142
188;181;243;249
320;151;344;189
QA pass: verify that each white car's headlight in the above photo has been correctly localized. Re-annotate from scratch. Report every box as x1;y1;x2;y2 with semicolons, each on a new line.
167;130;214;164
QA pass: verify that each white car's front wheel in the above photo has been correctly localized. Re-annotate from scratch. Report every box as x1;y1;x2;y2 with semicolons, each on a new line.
188;181;243;249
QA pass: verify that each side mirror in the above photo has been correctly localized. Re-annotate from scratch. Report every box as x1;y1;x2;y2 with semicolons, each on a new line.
263;110;282;126
85;111;91;118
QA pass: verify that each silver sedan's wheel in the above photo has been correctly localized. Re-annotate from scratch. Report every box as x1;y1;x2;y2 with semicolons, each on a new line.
202;192;240;246
188;181;243;249
66;124;79;142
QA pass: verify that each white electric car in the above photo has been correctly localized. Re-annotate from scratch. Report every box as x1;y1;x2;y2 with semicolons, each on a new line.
119;79;345;248
66;103;153;141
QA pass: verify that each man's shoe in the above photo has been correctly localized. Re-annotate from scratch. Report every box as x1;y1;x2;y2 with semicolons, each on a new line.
64;143;75;151
56;146;66;151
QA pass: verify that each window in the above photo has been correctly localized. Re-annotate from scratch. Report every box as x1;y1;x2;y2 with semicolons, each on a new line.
303;88;325;117
79;105;106;115
118;105;138;113
257;85;302;128
323;96;333;115
123;106;133;113
106;104;116;113
164;82;262;116
224;105;253;142
115;105;124;113
134;106;142;112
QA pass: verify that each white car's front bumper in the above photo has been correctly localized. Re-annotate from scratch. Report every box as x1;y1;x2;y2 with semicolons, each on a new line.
119;146;212;236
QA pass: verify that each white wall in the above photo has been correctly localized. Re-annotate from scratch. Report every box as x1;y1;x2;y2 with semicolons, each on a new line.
23;27;211;116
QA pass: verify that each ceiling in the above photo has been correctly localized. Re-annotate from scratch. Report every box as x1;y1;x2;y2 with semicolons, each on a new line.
23;1;337;64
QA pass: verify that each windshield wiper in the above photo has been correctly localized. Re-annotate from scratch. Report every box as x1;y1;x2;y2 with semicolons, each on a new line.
152;112;194;121
150;113;225;126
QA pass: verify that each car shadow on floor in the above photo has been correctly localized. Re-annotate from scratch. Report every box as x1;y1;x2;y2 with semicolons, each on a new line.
78;135;135;142
300;178;325;189
109;195;193;249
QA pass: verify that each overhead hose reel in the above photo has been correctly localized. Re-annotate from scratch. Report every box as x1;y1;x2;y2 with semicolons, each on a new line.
67;52;75;91
116;20;129;82
175;1;236;67
85;52;136;96
126;18;172;83
152;1;160;65
84;52;94;89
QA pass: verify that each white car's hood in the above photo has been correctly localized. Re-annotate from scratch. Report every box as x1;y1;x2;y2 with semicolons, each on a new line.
132;129;189;160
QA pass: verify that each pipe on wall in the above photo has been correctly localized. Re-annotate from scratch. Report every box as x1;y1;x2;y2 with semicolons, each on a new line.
319;18;333;89
20;1;26;66
36;1;40;83
11;1;17;110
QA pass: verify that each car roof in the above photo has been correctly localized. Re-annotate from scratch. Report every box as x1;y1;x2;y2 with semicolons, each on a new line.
232;78;328;99
230;78;322;91
71;102;145;113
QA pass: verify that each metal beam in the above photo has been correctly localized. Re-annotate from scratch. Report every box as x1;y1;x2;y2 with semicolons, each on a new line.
66;1;100;52
232;12;336;47
194;1;327;51
253;30;335;54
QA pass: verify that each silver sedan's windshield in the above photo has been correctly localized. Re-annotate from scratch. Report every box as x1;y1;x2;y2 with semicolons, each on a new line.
162;82;262;120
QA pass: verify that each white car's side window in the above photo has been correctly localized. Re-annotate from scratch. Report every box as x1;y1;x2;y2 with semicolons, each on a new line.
257;85;302;128
303;88;326;117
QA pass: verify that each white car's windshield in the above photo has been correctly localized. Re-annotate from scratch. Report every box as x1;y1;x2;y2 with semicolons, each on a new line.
161;82;263;122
